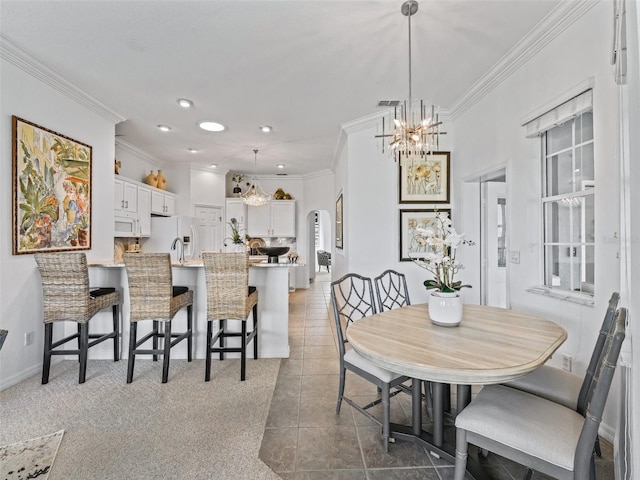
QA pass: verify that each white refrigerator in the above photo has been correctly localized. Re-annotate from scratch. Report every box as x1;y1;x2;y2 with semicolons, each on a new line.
143;216;199;262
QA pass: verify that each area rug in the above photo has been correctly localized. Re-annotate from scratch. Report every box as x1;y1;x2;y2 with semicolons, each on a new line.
0;430;64;480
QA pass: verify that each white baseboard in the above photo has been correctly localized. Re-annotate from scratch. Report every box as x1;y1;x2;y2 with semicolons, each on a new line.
0;362;44;391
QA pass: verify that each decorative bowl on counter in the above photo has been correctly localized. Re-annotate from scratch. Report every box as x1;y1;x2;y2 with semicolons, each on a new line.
257;246;290;263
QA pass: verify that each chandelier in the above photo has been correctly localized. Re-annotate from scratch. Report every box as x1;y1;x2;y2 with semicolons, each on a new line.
375;0;444;162
241;149;271;206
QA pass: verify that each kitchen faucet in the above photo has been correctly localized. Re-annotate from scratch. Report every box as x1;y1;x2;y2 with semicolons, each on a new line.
171;237;185;264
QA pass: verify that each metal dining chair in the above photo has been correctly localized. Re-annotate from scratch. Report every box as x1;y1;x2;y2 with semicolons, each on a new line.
453;307;627;480
374;269;410;312
123;253;193;383
505;292;619;456
35;252;120;384
331;273;410;452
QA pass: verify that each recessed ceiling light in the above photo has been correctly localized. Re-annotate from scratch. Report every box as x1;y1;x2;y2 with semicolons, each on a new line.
210;164;218;168
157;124;172;132
277;164;285;169
188;148;199;153
177;98;193;108
260;125;272;133
198;121;225;132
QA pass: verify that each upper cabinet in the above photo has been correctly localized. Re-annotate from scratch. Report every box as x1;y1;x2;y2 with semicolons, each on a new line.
151;190;176;216
114;178;138;215
247;200;295;237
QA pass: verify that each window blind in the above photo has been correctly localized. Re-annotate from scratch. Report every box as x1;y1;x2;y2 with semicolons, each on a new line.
523;89;593;138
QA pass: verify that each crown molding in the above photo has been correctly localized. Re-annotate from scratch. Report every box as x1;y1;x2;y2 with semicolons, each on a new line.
115;138;162;166
0;34;126;124
302;169;334;181
449;1;599;121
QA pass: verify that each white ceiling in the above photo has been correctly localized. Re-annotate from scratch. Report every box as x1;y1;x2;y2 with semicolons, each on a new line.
0;0;560;176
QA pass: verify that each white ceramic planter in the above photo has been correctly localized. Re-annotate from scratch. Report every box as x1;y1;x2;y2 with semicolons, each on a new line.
428;291;463;327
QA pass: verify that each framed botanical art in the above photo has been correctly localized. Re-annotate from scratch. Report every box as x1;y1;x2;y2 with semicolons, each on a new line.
12;116;92;255
398;151;450;203
399;209;451;262
335;192;343;249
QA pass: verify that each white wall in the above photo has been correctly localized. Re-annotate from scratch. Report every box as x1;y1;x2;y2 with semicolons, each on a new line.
0;57;117;389
452;1;621;436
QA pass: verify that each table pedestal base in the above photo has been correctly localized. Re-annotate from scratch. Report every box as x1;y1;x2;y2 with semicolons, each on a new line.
388;379;492;480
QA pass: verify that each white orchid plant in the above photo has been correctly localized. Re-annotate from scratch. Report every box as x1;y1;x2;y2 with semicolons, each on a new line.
409;212;475;293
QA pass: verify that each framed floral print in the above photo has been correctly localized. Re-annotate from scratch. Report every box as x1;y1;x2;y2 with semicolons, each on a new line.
12;116;92;255
399;208;451;261
398;151;450;204
335;192;344;249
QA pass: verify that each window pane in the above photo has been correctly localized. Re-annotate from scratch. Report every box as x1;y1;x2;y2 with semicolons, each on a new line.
497;198;506;268
546;151;573;196
576;112;593;143
544;245;581;292
584;195;595;242
544;201;577;243
575;143;594;188
583;245;595;286
546;121;573;153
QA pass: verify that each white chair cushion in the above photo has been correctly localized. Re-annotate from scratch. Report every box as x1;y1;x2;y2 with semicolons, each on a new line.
344;349;405;383
505;365;582;410
455;385;584;471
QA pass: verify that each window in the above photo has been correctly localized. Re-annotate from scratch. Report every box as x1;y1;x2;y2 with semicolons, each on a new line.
541;111;594;295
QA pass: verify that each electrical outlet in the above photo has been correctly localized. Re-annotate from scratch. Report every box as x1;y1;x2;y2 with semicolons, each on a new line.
24;331;34;346
510;250;520;264
562;353;572;372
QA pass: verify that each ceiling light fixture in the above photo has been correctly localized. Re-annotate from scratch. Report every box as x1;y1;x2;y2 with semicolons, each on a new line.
375;0;445;162
241;149;271;207
210;164;218;168
198;121;225;132
277;164;285;169
177;98;193;108
260;125;273;133
157;124;172;132
188;148;199;153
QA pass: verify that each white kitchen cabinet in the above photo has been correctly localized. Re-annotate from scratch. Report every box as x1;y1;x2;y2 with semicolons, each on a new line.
114;178;138;215
151;190;176;216
137;186;151;237
247;200;295;237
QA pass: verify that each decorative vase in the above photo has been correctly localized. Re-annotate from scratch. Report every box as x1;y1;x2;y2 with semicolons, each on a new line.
233;185;242;195
156;170;167;190
428;291;463;327
233;243;245;252
144;171;158;188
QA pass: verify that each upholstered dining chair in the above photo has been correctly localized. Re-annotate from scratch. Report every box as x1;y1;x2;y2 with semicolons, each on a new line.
505;291;619;456
331;273;411;452
123;253;193;383
374;269;410;312
202;252;258;382
35;252;120;384
317;250;331;272
453;307;627;480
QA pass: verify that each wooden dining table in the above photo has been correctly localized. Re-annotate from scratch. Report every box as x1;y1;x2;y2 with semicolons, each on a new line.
346;303;567;479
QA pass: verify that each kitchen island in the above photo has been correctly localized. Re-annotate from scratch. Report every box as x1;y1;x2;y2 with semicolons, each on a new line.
87;259;301;360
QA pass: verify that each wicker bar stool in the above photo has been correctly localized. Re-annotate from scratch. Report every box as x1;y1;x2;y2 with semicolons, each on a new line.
34;252;120;384
123;253;193;383
202;252;258;381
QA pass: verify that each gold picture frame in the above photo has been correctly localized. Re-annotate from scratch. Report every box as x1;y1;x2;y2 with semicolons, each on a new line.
398;151;450;204
399;209;451;262
336;192;343;249
12;116;92;255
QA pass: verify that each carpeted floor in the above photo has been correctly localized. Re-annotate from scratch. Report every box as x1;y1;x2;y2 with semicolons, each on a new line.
0;358;281;480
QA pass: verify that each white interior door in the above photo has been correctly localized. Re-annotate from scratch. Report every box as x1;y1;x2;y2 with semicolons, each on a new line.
195;205;223;256
483;182;507;307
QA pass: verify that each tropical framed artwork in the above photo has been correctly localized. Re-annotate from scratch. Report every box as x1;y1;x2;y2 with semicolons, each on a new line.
399;208;451;262
12;116;92;255
335;192;344;249
398;151;450;204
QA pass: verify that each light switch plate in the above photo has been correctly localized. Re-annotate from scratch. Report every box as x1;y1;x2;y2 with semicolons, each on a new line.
510;250;520;264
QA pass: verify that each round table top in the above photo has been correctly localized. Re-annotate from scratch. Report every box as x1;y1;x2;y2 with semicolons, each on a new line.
346;303;567;385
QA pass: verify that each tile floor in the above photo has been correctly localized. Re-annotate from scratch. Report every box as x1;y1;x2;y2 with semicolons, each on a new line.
259;272;615;480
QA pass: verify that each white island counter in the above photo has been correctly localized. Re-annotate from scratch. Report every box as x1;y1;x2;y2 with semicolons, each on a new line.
87;259;302;360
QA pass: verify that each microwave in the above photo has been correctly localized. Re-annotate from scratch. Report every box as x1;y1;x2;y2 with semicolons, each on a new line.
114;215;138;237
